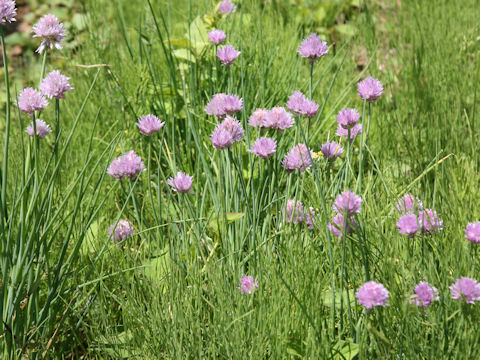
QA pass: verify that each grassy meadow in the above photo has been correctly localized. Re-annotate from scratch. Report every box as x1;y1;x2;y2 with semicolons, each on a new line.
1;0;480;358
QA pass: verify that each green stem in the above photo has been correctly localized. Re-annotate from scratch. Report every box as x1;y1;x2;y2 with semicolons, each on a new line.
0;26;10;229
54;99;59;164
39;50;48;85
358;100;367;193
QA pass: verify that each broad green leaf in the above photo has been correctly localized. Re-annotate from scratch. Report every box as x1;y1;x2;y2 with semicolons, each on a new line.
333;340;359;360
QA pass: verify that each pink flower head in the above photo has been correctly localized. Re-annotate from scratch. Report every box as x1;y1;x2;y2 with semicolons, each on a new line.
264;107;294;130
356;281;389;309
419;209;443;235
238;275;258;294
108;219;134;242
411;282;439;307
107;150;145;180
282;199;305;225
305;207;316;230
210;127;234;150
25;119;51;139
0;0;16;24
208;29;226;45
282;144;313;173
219;0;236;14
18;87;49;115
336;108;360;129
357;77;383;103
249;137;277;159
298;33;328;63
465;222;480;244
321;141;343;161
333;191;362;216
167;171;193;194
39;70;73;99
336;123;362;143
396;194;423;214
32;14;66;53
286;91;319;118
396;214;419;236
248;108;269;128
450;277;480;304
328;213;358;238
205;93;242;117
217;45;240;66
137;114;165;136
218;115;244;142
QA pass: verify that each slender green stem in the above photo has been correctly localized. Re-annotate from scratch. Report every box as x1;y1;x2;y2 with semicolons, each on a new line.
357;100;367;193
54;99;60;164
0;26;10;229
39;50;48;85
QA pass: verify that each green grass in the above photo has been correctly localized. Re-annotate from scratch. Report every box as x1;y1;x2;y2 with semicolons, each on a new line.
1;0;480;358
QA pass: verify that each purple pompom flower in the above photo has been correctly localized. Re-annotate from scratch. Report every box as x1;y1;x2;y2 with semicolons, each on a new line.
321;141;344;161
248;108;269;128
238;275;258;294
205;93;242;117
18;87;49;115
217;45;240;66
450;277;480;304
167;171;193;194
286;91;319;118
32;14;66;53
298;33;328;63
219;0;236;14
411;282;439;307
210;127;234;150
465;222;480;244
336;108;360;130
282;144;313;173
249;137;277;159
356;281;389;310
25;119;51;139
264;107;294;130
396;214;419;236
0;0;16;24
396;194;423;214
283;199;305;225
208;29;226;45
39;70;73;99
419;209;443;235
107;150;145;180
328;213;357;238
222;95;243;115
218;115;244;142
357;77;383;103
336;123;362;143
108;219;134;242
333;191;362;216
137;114;165;136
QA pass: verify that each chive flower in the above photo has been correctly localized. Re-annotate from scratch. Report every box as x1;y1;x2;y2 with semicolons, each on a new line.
411;282;439;308
248;137;277;159
137;114;165;136
282;144;313;172
465;222;480;244
18;87;49;115
26;119;51;139
40;70;73;99
333;191;362;216
450;277;480;304
32;14;66;53
107;150;145;180
108;219;134;242
356;281;389;309
217;45;240;66
219;0;236;14
321;141;343;161
208;29;226;45
0;0;16;24
167;171;193;194
248;108;269;128
286;91;319;118
263;107;294;130
238;275;258;294
298;33;328;63
357;77;383;103
336;108;360;129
